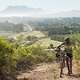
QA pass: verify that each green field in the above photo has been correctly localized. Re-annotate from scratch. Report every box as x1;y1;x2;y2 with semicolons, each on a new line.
23;31;46;39
21;31;61;47
32;38;62;48
0;31;62;48
22;31;62;47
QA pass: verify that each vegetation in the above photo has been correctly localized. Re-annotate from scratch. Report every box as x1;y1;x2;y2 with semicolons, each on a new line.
0;38;54;80
26;17;80;41
27;18;80;34
32;38;61;48
0;17;80;79
0;38;17;79
71;33;80;60
25;31;45;38
50;34;72;41
26;36;38;41
0;21;24;33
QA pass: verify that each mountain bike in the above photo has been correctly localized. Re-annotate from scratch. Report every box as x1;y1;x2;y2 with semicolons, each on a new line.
55;46;70;78
59;46;67;77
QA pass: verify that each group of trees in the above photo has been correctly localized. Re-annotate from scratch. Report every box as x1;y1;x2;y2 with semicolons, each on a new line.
1;17;80;34
27;17;80;35
0;21;24;33
26;36;38;41
26;17;80;41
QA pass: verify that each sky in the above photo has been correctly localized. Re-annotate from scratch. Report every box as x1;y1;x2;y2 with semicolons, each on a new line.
0;0;80;12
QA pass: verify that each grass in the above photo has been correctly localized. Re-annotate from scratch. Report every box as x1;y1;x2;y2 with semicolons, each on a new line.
32;38;62;48
0;31;62;48
23;31;46;38
0;32;20;38
23;31;62;48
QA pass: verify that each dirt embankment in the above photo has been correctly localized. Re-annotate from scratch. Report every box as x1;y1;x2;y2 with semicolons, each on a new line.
16;61;80;80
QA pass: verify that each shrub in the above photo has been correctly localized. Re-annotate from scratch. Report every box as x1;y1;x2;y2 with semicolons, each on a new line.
31;45;54;63
17;46;36;65
0;38;54;79
0;38;18;79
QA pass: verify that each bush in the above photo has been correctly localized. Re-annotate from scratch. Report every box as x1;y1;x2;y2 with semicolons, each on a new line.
26;36;38;41
0;38;18;79
72;33;80;60
31;45;54;63
17;46;36;65
16;45;54;69
0;38;54;79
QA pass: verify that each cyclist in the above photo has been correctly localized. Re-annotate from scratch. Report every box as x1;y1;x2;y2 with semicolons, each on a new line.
57;37;75;77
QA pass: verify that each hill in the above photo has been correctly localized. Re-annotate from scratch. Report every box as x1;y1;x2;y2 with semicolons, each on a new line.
0;6;46;17
1;6;80;17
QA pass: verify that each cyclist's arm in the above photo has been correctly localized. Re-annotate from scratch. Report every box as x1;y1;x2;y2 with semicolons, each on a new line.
57;42;65;48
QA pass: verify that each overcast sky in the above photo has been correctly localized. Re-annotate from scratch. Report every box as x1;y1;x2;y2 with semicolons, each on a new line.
0;0;80;12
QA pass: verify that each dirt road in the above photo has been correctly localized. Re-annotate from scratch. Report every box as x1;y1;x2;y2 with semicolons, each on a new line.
16;61;80;80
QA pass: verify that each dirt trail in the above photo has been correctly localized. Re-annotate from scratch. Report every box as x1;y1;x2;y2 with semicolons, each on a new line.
16;61;80;80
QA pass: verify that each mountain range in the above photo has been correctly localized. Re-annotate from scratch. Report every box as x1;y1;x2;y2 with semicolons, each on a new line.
0;6;46;17
0;6;80;18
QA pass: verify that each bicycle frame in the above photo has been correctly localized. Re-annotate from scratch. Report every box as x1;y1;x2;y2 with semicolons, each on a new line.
59;49;71;78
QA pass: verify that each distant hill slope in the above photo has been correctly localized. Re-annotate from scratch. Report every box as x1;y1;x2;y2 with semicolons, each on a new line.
48;10;80;18
0;6;46;17
0;6;80;17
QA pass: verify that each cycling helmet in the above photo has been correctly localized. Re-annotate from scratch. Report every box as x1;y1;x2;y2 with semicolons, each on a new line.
64;37;70;43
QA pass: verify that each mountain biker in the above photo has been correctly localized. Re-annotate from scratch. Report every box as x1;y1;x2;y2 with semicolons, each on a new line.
57;37;75;76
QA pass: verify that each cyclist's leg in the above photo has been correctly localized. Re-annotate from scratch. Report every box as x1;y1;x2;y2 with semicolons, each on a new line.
63;54;66;67
70;58;72;74
66;56;70;75
60;59;64;77
68;53;73;74
70;53;73;74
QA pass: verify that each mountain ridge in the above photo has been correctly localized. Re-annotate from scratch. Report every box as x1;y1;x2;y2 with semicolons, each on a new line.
0;6;80;17
0;6;46;17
